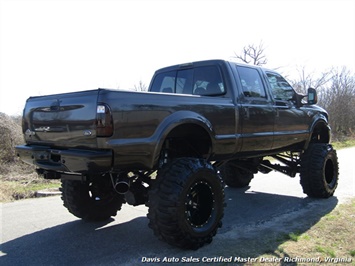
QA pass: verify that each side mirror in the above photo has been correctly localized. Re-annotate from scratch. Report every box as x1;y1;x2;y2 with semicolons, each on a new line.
307;88;317;105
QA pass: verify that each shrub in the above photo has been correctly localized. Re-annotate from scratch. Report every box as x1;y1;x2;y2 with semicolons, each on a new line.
0;113;23;163
0;112;34;177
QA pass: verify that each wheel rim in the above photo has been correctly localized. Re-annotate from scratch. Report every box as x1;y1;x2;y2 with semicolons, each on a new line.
185;181;214;228
324;158;336;188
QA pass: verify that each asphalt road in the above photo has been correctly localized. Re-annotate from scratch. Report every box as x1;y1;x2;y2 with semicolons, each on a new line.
1;147;354;265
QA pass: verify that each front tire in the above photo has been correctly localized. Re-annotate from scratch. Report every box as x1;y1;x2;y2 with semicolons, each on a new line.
147;158;225;250
60;178;125;221
300;143;339;198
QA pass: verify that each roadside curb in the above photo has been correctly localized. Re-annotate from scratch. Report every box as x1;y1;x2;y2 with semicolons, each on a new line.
35;188;61;198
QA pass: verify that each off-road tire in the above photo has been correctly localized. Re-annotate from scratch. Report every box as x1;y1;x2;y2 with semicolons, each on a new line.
147;157;225;250
60;179;125;221
219;162;254;188
300;143;339;198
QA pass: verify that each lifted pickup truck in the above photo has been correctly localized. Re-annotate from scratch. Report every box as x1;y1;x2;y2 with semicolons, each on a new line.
16;60;339;249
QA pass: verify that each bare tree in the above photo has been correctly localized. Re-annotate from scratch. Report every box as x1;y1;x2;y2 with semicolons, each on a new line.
320;67;355;138
234;42;268;66
288;65;355;139
291;66;332;94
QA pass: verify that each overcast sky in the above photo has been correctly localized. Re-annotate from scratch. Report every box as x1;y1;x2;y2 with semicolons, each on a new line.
1;0;354;115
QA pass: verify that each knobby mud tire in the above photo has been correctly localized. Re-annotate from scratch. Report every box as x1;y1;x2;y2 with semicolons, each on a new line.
300;143;339;198
60;179;125;221
147;157;225;250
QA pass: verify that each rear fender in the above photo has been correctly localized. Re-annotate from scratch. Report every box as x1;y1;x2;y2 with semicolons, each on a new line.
152;111;215;167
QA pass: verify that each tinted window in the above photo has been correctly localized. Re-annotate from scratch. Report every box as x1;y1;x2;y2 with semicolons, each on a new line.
267;72;294;100
150;65;225;96
237;66;266;98
150;70;175;93
193;66;225;96
177;69;194;94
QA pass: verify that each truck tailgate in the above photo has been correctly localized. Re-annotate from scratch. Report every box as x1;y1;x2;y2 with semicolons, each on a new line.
22;89;100;148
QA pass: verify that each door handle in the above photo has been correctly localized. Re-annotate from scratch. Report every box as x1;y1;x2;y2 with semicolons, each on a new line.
243;107;250;119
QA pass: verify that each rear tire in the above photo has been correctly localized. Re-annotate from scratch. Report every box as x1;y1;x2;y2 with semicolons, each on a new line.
300;143;339;198
219;162;254;188
147;158;225;250
60;179;125;221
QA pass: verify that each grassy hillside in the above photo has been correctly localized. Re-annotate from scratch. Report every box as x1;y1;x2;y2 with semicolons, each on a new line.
0;113;59;202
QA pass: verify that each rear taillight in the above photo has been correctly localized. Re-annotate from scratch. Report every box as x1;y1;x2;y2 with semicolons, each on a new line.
96;104;113;137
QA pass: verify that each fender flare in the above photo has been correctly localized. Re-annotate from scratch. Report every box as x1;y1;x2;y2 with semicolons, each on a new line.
151;110;215;167
305;114;331;149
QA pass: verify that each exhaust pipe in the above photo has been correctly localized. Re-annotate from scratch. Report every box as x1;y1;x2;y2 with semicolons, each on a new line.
114;179;130;194
110;173;130;194
109;173;148;206
115;180;130;194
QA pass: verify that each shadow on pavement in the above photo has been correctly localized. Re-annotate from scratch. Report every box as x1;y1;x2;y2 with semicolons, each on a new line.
0;188;338;265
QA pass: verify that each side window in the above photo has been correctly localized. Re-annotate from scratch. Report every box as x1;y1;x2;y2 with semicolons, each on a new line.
150;71;176;93
266;72;294;101
193;66;225;96
237;66;266;98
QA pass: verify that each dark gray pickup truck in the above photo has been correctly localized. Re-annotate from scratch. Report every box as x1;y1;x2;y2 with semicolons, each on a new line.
16;59;339;249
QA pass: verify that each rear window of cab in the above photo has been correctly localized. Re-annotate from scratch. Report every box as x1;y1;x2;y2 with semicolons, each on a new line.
150;66;225;96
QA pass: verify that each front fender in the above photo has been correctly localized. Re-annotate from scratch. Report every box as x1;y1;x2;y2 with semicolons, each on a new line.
305;113;331;149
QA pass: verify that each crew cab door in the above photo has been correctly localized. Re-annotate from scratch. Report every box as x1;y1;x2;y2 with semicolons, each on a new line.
235;66;275;152
265;71;309;149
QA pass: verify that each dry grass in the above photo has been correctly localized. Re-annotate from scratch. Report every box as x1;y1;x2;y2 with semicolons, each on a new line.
0;158;60;202
0;112;60;202
0;113;23;163
247;199;355;265
332;138;355;150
